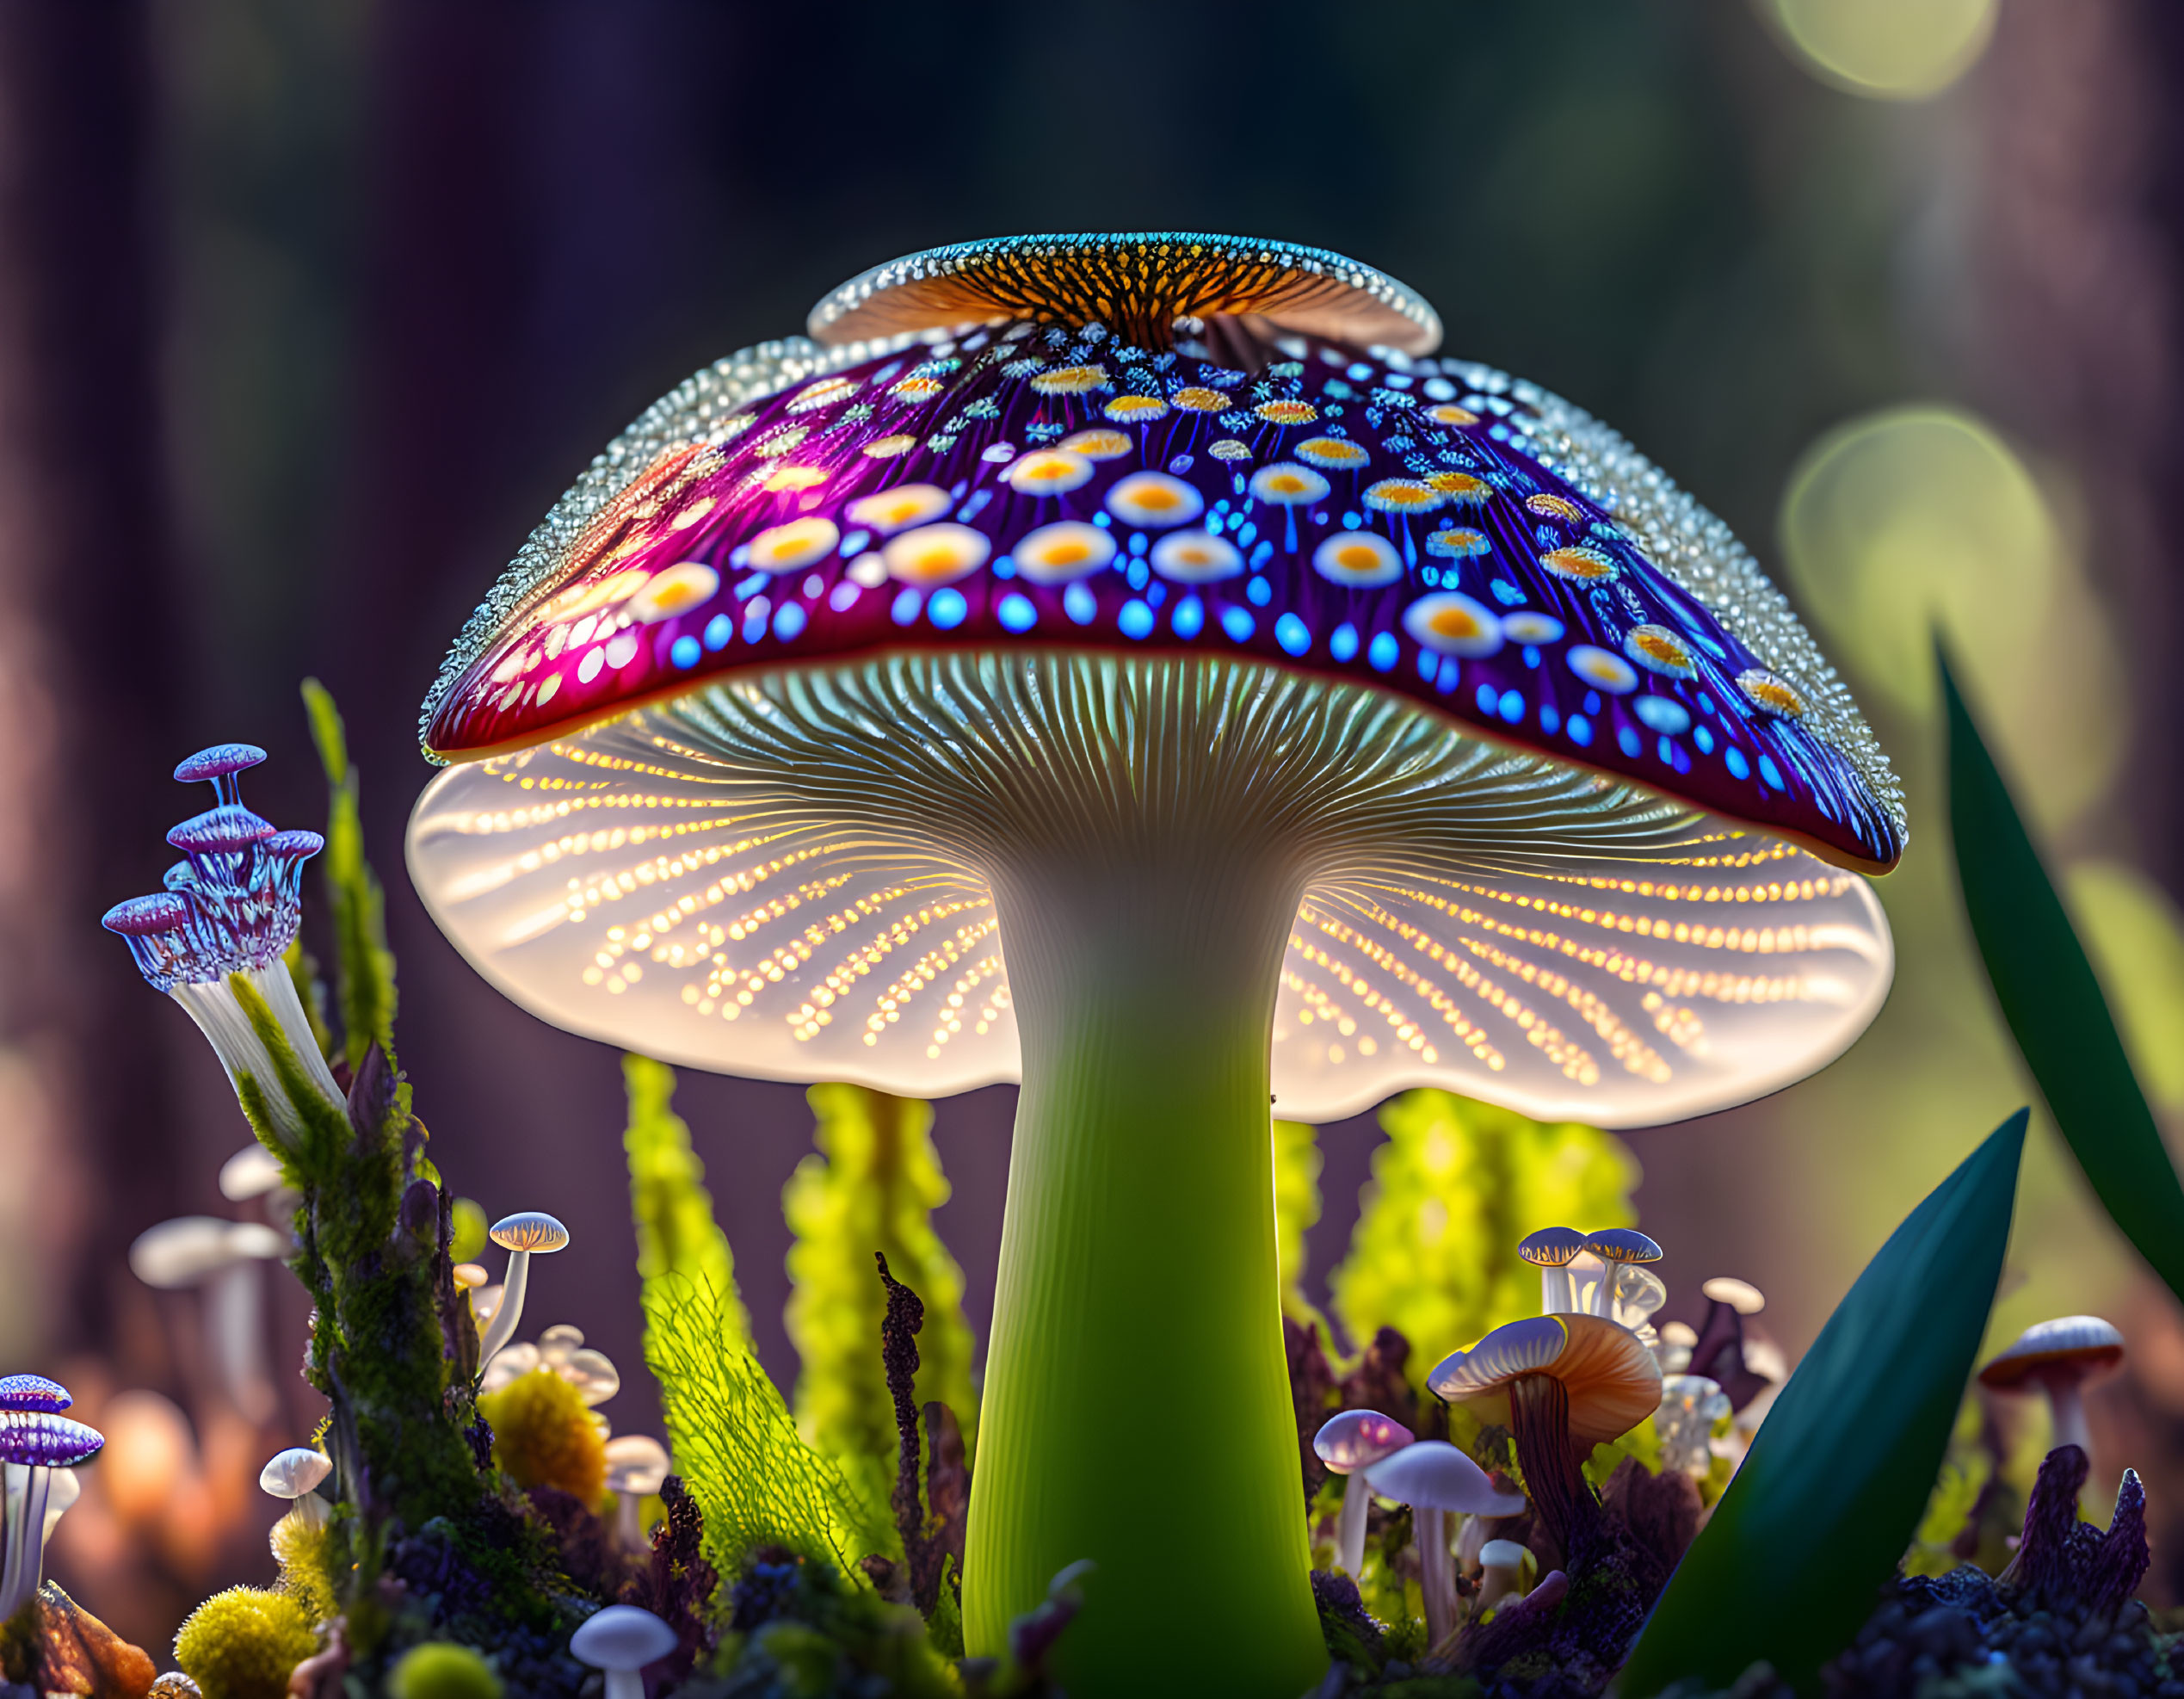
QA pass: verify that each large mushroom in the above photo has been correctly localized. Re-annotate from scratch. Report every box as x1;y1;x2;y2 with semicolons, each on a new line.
1428;1313;1661;1558
403;232;1900;1693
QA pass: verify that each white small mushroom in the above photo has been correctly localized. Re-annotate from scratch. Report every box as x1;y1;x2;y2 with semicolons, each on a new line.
479;1213;569;1365
259;1447;333;1530
1360;1442;1525;1652
1476;1538;1533;1614
1610;1263;1668;1333
218;1143;284;1202
570;1603;678;1699
479;1342;540;1397
130;1217;287;1423
1655;1319;1698;1375
603;1436;671;1550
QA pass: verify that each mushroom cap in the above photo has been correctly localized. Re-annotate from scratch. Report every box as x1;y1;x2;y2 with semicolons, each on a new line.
1659;1320;1699;1349
1517;1226;1587;1270
1582;1227;1662;1266
129;1217;285;1288
166;806;277;856
259;1448;333;1499
219;1143;286;1202
1978;1315;2126;1391
569;1604;678;1672
1610;1263;1669;1326
0;1374;71;1414
602;1434;672;1494
1478;1538;1530;1570
1700;1276;1766;1315
1360;1440;1527;1516
0;1410;103;1467
489;1211;570;1254
408;233;1899;1128
452;1263;489;1291
805;232;1444;356
1311;1408;1415;1474
173;744;266;785
1428;1313;1663;1449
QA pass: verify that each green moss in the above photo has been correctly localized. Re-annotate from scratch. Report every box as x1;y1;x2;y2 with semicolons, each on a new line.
645;1274;879;1575
175;1587;318;1699
478;1368;607;1506
1331;1090;1638;1381
386;1641;503;1699
784;1084;979;1526
624;1053;750;1344
268;1512;337;1625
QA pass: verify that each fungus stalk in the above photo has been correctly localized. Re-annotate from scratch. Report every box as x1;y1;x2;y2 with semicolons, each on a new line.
1505;1373;1590;1553
966;841;1322;1693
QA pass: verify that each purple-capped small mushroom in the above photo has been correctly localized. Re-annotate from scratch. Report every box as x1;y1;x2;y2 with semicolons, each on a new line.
0;1408;102;1620
1360;1440;1525;1651
479;1212;571;1364
102;747;336;1153
1517;1227;1587;1315
0;1375;71;1416
1311;1409;1414;1579
1579;1228;1661;1320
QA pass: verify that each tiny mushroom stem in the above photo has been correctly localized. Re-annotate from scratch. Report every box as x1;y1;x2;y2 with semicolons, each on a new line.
1978;1315;2125;1471
0;1404;103;1622
570;1603;679;1699
1580;1229;1662;1322
1311;1409;1415;1579
480;1213;570;1367
1359;1440;1525;1651
1517;1227;1586;1316
259;1447;334;1532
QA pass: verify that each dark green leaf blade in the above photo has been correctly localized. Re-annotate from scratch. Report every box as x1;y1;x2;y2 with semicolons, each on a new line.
1619;1111;2025;1695
1941;651;2184;1305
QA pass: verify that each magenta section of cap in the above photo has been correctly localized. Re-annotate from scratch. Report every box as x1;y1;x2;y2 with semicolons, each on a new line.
1311;1407;1416;1473
102;893;191;936
167;806;277;855
426;325;1901;870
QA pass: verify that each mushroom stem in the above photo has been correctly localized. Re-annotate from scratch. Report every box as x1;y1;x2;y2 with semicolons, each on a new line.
961;854;1326;1697
479;1249;532;1366
615;1493;643;1553
1335;1475;1373;1579
1538;1266;1574;1315
206;1260;275;1424
0;1466;49;1622
1506;1372;1593;1557
2045;1379;2091;1458
1415;1504;1454;1650
602;1671;643;1699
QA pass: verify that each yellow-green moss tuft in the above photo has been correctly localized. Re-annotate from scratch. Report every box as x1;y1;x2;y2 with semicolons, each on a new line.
268;1511;337;1625
387;1641;503;1699
478;1367;606;1506
174;1587;318;1699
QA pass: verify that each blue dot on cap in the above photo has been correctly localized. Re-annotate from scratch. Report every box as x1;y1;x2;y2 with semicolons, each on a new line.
891;589;922;626
1330;622;1359;662
1567;714;1593;747
1247;576;1272;607
1540;704;1561;733
704;615;732;651
1633;695;1692;735
1725;746;1750;780
773;602;807;641
997;593;1037;633
670;635;701;668
1064;583;1098;625
1435;658;1459;693
928;589;967;630
1759;754;1786;791
1368;631;1398;672
1172;595;1204;639
1275;613;1311;656
1617;726;1641;757
1220;606;1255;642
1498;689;1524;724
1119;599;1155;639
1694;725;1715;753
1475;683;1498;716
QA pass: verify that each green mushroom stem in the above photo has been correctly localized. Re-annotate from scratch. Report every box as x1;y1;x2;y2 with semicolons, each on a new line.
1506;1374;1593;1555
963;848;1324;1697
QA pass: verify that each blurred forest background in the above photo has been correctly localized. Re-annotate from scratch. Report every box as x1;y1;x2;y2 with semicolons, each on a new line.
5;0;2184;1651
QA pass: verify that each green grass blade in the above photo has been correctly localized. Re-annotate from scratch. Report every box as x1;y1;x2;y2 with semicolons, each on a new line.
300;679;396;1069
1619;1111;2026;1695
623;1053;750;1347
1941;651;2184;1304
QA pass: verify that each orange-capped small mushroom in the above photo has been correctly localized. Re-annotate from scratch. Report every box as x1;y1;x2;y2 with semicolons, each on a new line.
1428;1314;1660;1554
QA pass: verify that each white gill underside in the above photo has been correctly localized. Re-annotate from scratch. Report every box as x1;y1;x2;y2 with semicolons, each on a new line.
405;653;1891;1126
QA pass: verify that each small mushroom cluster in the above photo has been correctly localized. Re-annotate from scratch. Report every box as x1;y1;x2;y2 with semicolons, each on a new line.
0;1374;103;1621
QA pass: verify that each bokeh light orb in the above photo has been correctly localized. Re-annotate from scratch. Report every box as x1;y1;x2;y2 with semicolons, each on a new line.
1761;0;1998;101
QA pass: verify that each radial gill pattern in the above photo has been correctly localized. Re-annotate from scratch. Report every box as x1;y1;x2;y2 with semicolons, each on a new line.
408;653;1889;1124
